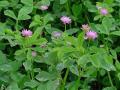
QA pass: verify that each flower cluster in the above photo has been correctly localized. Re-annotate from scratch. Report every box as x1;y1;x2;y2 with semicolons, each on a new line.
96;5;108;15
52;31;62;38
96;4;108;15
81;24;98;40
81;24;91;32
60;16;71;25
85;31;98;40
40;5;48;11
100;8;108;15
21;29;33;37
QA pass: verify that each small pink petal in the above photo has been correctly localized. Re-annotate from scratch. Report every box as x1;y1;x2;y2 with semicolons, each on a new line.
60;16;71;25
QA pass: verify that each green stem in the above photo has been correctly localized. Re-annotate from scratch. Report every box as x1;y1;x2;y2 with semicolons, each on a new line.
31;59;34;80
107;71;114;87
65;24;67;32
69;23;72;29
85;14;90;25
62;68;69;89
27;71;31;80
15;20;18;31
74;22;77;27
66;0;71;14
106;34;110;51
87;39;91;48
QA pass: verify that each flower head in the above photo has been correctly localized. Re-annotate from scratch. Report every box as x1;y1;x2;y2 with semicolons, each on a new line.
21;29;32;37
40;5;48;11
60;16;71;25
32;51;37;57
86;31;98;40
81;24;90;32
52;31;62;38
100;8;108;15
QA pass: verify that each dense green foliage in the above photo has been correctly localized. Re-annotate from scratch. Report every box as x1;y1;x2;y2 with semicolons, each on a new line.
0;0;120;90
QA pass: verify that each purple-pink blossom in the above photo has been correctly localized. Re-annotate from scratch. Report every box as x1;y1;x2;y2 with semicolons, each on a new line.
40;5;48;11
81;24;90;32
86;31;98;40
52;31;62;38
60;16;71;25
100;8;108;15
21;29;32;37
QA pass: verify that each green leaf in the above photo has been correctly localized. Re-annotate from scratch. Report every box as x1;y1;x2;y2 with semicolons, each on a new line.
29;21;38;28
41;0;50;6
34;38;47;45
95;24;109;35
27;49;32;61
90;51;116;71
10;72;24;83
0;51;7;65
43;14;54;25
102;17;112;32
72;4;82;17
44;51;58;65
102;54;116;71
90;53;101;68
56;63;65;71
4;10;17;20
70;65;79;76
52;0;61;13
46;80;60;90
37;83;46;90
110;49;117;60
0;72;11;83
115;60;120;70
66;28;79;35
0;42;6;50
102;87;117;90
18;6;33;20
23;61;32;71
15;49;26;56
115;0;120;2
0;1;9;7
64;36;77;46
6;82;20;90
29;15;42;28
84;1;97;12
110;31;120;36
67;80;80;90
0;61;21;72
35;71;58;82
117;73;120;80
32;47;45;53
77;32;84;47
104;0;114;4
9;0;19;7
21;0;33;6
37;80;60;90
77;54;90;67
94;15;102;21
0;23;10;32
60;0;67;4
45;27;61;34
57;46;77;59
32;27;43;40
24;80;39;88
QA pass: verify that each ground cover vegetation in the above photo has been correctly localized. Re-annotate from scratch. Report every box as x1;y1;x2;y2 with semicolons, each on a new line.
0;0;120;90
